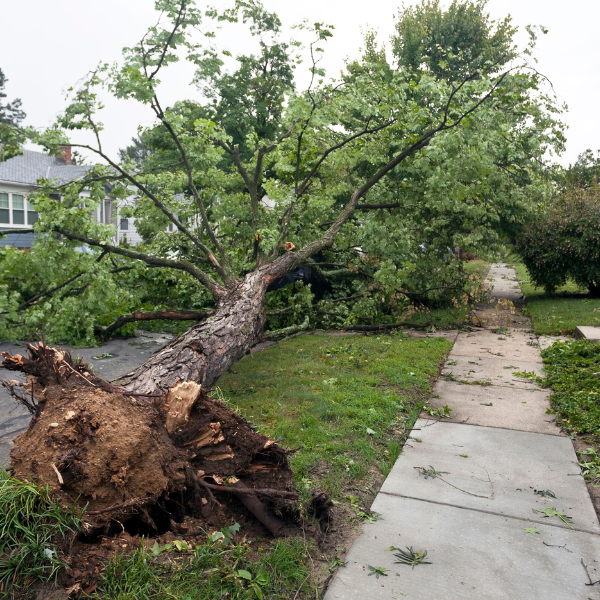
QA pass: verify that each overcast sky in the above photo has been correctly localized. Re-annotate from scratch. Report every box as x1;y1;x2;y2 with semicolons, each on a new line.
2;0;598;165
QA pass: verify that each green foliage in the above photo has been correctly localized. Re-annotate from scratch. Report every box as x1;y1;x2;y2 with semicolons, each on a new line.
541;340;600;435
534;507;573;528
367;565;389;578
393;0;516;81
1;0;565;342
0;66;29;161
517;184;600;296
562;148;600;189
392;546;431;568
0;469;83;594
577;448;600;485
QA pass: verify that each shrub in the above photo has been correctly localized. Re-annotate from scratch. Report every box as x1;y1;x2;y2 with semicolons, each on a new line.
517;184;600;296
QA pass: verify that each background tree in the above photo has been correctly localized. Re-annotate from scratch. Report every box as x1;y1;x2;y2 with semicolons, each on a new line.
1;0;563;395
0;67;28;160
517;183;600;296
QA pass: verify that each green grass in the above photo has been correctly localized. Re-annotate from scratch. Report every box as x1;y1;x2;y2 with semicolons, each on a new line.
95;536;311;600
218;333;452;503
514;263;600;335
0;469;83;595
541;339;600;487
542;340;600;436
463;258;490;279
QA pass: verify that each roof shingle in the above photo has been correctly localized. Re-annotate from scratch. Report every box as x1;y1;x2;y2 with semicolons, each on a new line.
0;149;91;185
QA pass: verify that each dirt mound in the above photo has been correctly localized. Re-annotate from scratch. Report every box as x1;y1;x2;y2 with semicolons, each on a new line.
1;343;297;535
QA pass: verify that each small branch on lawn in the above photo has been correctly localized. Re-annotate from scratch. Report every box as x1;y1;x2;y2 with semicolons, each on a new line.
95;309;212;340
341;322;430;332
264;316;310;340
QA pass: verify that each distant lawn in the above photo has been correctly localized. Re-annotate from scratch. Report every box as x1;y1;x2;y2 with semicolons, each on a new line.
218;333;452;503
514;263;600;336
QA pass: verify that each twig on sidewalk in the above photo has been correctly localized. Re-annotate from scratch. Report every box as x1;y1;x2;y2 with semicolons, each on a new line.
581;558;600;586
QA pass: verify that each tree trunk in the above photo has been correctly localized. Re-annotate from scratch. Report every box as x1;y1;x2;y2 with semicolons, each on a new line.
119;257;295;395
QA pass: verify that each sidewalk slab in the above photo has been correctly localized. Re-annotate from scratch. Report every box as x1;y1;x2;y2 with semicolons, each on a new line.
325;494;600;600
450;330;542;363
426;380;559;435
381;420;598;533
575;326;600;342
441;355;544;390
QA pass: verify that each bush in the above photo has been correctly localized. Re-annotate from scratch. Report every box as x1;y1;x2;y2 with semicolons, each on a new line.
517;184;600;296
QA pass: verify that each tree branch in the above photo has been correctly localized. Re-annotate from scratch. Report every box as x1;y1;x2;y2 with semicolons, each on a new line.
54;228;225;301
95;308;211;340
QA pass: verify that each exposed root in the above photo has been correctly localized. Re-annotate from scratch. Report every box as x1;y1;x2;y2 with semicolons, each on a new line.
1;342;298;537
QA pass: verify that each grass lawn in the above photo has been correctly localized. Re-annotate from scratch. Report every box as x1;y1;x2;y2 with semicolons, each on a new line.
218;333;452;502
1;332;451;599
513;263;600;336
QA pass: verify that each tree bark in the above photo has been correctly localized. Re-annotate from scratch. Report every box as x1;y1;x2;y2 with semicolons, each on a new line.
119;255;297;395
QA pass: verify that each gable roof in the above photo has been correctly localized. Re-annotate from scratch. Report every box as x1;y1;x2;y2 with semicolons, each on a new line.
0;149;91;185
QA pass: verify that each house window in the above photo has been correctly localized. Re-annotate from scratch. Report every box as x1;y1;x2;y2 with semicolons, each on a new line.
120;218;129;231
0;193;8;223
27;199;38;225
12;194;25;224
0;193;32;225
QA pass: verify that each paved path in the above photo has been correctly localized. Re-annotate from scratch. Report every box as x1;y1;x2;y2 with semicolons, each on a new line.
326;264;600;600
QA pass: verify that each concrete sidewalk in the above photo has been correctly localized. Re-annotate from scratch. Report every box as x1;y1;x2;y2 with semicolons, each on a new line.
326;264;600;599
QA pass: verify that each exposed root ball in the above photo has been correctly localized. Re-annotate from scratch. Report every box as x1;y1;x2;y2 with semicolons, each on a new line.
1;343;297;534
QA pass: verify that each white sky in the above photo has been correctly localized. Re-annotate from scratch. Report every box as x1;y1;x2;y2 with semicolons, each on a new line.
2;0;598;166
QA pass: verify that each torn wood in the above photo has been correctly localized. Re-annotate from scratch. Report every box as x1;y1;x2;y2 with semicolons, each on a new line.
164;381;202;433
183;422;225;448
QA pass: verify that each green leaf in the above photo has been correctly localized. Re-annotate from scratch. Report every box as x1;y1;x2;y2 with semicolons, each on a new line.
524;528;540;535
237;569;253;581
255;569;269;586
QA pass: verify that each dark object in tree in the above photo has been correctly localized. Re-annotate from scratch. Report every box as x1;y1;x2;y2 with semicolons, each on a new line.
1;343;297;535
267;265;332;301
517;183;600;296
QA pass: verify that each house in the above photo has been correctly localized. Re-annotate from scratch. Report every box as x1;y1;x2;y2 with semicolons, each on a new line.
0;146;143;248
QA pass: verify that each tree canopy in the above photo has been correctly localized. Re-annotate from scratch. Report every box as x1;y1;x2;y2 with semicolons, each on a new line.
0;0;564;346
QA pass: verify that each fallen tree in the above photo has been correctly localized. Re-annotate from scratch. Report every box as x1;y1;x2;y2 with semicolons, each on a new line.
1;0;562;390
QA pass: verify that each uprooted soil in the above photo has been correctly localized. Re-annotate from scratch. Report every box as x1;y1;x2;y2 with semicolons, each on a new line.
1;343;306;595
